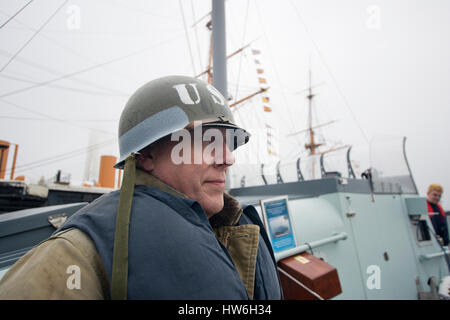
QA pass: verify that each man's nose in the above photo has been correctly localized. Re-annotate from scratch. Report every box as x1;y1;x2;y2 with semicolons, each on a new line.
223;142;235;166
213;140;235;167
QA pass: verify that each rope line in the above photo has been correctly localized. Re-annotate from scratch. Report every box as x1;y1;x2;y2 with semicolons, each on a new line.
0;0;34;30
0;0;69;73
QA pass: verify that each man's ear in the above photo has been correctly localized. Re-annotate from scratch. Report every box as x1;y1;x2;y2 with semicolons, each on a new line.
137;153;155;173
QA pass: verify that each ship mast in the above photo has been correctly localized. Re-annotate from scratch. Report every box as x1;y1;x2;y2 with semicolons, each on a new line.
211;0;233;189
197;13;265;106
211;0;227;96
304;66;322;155
287;63;344;179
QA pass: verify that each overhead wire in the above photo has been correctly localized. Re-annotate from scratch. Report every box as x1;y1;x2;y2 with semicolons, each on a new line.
227;39;278;167
233;0;250;105
3;24;159;36
0;33;186;99
0;0;69;74
0;47;131;97
289;0;370;144
0;1;187;181
179;0;197;75
0;115;117;122
254;0;304;149
0;98;116;136
3;138;116;175
0;73;129;97
0;0;34;30
0;2;189;95
0;10;136;95
190;0;204;72
223;4;266;147
99;0;178;21
0;115;48;121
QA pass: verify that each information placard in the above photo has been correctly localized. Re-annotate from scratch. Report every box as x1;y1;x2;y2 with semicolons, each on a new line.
260;196;296;253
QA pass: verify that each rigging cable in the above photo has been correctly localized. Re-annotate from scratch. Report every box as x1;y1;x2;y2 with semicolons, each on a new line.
0;98;116;136
100;0;177;21
179;0;197;75
254;0;303;149
0;0;34;30
0;10;137;94
3;138;116;174
289;0;370;144
0;73;129;97
233;0;250;104
0;46;130;97
0;0;69;74
0;116;117;122
0;33;186;99
190;0;204;73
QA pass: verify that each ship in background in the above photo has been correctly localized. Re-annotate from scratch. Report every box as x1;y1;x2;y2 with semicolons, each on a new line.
0;0;449;300
0;139;119;213
225;54;450;299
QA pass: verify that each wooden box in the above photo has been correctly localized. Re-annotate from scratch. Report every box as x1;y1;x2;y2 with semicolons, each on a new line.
277;252;342;300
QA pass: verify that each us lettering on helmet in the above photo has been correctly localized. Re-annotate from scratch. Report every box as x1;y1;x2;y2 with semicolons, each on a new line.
206;84;225;105
172;83;201;105
173;82;226;107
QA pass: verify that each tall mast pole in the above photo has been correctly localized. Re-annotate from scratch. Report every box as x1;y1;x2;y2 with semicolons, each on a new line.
308;67;314;155
211;0;227;97
211;0;232;189
305;62;322;179
305;62;321;156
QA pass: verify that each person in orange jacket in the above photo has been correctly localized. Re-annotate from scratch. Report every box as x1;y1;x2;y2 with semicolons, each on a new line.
426;184;449;246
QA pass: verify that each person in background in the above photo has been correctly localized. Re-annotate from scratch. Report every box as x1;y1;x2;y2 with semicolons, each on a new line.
426;184;449;246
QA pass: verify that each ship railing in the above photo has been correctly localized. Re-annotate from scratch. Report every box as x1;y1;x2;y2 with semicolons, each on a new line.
231;135;418;196
419;249;450;261
275;232;348;262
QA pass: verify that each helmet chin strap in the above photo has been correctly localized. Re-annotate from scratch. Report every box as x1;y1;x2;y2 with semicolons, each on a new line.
111;153;137;300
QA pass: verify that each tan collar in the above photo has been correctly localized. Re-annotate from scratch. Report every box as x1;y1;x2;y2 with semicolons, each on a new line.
135;168;188;199
135;168;242;227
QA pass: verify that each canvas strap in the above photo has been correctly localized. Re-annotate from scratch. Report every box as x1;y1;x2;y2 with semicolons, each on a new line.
111;154;136;300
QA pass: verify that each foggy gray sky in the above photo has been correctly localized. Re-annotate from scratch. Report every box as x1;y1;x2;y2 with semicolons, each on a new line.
0;0;449;205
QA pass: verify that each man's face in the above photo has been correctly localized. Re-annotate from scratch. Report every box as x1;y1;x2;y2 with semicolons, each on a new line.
139;127;235;218
427;190;442;205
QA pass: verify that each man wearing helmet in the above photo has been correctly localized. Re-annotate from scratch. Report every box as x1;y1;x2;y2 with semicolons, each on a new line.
0;76;282;300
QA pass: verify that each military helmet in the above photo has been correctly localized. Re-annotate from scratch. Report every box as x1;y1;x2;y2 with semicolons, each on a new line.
114;75;249;168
